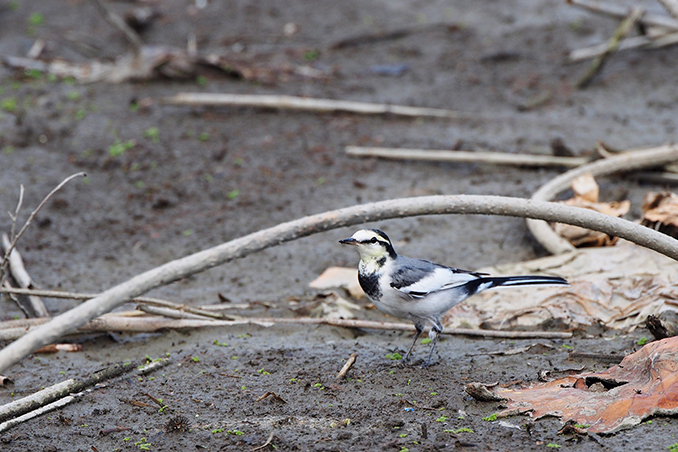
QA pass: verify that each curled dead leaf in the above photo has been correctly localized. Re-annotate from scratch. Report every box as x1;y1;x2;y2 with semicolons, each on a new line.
552;174;630;248
641;191;678;238
467;336;678;434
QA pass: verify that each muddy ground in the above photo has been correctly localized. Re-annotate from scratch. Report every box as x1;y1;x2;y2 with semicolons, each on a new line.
0;0;677;450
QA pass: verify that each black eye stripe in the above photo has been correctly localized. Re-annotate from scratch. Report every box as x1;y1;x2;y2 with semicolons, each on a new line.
361;238;386;245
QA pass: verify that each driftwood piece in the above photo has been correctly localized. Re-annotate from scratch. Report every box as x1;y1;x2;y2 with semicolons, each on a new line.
161;93;477;120
0;357;169;432
1;194;677;373
346;146;591;168
526;144;678;255
1;234;48;318
575;7;645;88
0;316;574;341
0;360;134;423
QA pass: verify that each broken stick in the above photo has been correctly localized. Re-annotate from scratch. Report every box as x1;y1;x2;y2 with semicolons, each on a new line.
346;146;590;168
162;93;478;120
336;353;357;381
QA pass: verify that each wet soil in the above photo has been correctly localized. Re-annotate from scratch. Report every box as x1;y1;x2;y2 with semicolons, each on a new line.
0;0;677;450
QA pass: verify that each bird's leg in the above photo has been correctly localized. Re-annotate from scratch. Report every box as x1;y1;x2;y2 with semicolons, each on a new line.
423;321;443;367
403;323;424;361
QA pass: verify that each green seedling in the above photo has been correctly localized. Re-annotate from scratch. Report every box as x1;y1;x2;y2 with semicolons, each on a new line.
1;97;17;112
435;415;448;422
385;353;402;360
546;444;561;449
637;337;648;346
213;340;228;347
144;126;160;143
482;414;497;422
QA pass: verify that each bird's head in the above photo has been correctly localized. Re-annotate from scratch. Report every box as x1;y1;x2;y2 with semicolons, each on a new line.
339;229;397;262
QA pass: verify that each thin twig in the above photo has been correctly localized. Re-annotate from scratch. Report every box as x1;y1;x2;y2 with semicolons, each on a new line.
0;287;233;319
346;146;591;168
0;315;572;341
526;143;678;255
567;0;678;30
0;172;86;279
575;7;645;89
161;93;479;120
252;431;274;451
255;392;286;403
2;194;678;373
91;0;142;51
136;304;236;320
329;23;451;49
7;185;24;245
569;33;678;62
336;353;357;381
2;281;30;318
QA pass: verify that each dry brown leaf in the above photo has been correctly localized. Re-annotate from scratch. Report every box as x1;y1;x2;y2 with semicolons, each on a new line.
571;173;599;202
553;174;630;248
641;191;678;238
309;266;365;299
442;243;678;332
468;336;678;434
309;291;362;319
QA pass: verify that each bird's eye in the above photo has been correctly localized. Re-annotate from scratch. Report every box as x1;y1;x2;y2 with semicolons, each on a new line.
370;237;378;243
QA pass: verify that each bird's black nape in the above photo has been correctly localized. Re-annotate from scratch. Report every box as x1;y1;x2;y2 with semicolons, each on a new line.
370;229;397;258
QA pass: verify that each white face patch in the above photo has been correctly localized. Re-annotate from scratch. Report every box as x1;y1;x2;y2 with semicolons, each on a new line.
351;229;381;242
349;229;391;261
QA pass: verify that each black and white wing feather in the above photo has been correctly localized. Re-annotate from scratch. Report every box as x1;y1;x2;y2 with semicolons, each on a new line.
389;256;487;298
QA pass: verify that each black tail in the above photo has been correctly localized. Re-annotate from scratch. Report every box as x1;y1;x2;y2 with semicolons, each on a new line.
465;275;568;296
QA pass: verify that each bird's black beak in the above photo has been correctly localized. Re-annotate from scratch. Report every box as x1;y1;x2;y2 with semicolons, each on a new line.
339;238;358;246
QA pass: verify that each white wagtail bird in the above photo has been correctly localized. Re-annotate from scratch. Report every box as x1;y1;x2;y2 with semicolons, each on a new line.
340;229;569;366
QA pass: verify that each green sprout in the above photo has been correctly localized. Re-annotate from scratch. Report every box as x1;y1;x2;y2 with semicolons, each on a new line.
421;338;432;344
546;444;561;449
191;356;200;362
482;414;497;422
228;189;240;200
213;339;228;347
1;97;17;112
108;139;135;157
637;337;648;346
144;126;160;143
385;353;402;360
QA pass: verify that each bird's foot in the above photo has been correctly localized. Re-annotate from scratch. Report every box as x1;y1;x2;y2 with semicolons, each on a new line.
420;359;438;368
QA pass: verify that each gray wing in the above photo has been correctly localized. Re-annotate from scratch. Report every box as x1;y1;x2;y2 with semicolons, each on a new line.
390;256;486;298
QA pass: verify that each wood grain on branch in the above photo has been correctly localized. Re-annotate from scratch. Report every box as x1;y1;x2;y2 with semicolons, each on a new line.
1;194;677;373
